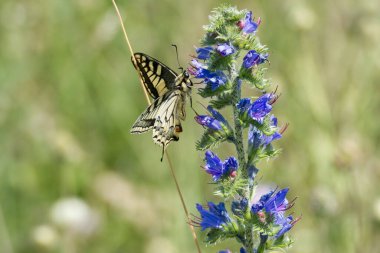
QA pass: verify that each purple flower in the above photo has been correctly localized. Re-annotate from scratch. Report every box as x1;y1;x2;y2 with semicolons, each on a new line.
195;115;222;130
261;116;282;145
195;106;229;131
195;202;231;230
189;60;228;91
203;150;238;181
219;250;232;253
237;98;251;112
275;216;294;238
224;156;238;173
238;93;275;123
204;70;228;91
249;93;274;121
248;125;263;151
251;190;274;213
204;151;224;180
247;117;282;158
231;198;248;216
237;11;261;34
264;188;289;213
250;188;297;238
243;50;268;69
196;46;213;60
248;165;259;182
189;59;211;78
216;43;235;56
207;106;227;124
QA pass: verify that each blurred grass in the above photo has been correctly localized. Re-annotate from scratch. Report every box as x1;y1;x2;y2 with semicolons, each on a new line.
0;0;380;252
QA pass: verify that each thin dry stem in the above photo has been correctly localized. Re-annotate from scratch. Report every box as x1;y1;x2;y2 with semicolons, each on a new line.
111;1;201;252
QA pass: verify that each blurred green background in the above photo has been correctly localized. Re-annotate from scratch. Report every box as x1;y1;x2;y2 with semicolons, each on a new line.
1;0;380;252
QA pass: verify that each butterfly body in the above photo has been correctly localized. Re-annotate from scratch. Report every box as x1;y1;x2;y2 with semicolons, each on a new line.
130;53;192;151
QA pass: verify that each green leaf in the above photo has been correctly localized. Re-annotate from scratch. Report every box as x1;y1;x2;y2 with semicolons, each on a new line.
210;90;235;109
214;178;249;199
240;67;270;91
196;128;234;150
203;5;245;35
198;81;232;98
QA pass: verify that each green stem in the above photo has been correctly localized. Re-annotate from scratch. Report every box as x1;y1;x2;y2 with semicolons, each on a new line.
232;86;246;174
257;234;268;253
229;63;247;176
244;228;255;253
230;64;255;252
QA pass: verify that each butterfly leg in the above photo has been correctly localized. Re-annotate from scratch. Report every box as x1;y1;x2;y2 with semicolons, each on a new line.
161;145;165;162
189;96;199;116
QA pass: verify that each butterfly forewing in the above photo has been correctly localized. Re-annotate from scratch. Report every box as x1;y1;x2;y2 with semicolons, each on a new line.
130;52;192;156
132;53;178;99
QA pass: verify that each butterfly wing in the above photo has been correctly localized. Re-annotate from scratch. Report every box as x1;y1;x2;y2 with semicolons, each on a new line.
130;90;185;148
132;53;178;99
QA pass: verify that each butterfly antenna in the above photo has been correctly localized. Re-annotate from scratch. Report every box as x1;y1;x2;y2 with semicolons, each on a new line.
171;44;183;72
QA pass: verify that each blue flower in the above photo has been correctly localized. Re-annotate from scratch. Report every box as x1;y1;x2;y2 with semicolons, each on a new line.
204;70;228;91
249;93;273;120
196;46;213;60
261;116;282;145
224;156;238;175
204;150;224;180
238;93;276;123
195;106;230;132
240;248;247;253
243;50;268;69
237;98;251;112
189;60;228;91
231;198;248;216
275;215;294;238
216;43;235;56
248;125;263;151
195;202;231;230
203;150;238;181
250;188;297;238
247;115;282;154
207;106;227;125
248;165;259;182
237;11;261;34
195;115;222;130
251;190;274;213
219;250;231;253
189;59;211;78
264;188;289;213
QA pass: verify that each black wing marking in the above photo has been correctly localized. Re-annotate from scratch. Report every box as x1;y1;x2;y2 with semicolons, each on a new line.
130;90;184;148
132;53;178;99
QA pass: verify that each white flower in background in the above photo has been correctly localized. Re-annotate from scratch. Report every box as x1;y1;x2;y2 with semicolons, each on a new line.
373;198;380;222
289;4;316;31
145;237;176;253
32;224;58;249
50;197;99;237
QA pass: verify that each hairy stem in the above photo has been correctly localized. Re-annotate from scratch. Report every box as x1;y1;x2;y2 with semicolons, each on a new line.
257;234;268;253
244;229;255;253
232;85;246;174
229;63;247;176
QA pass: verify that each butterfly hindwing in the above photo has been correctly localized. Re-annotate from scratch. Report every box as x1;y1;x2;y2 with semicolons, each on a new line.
130;90;184;147
132;53;178;99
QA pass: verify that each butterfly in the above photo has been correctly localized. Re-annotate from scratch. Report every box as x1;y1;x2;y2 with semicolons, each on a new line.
130;52;193;160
